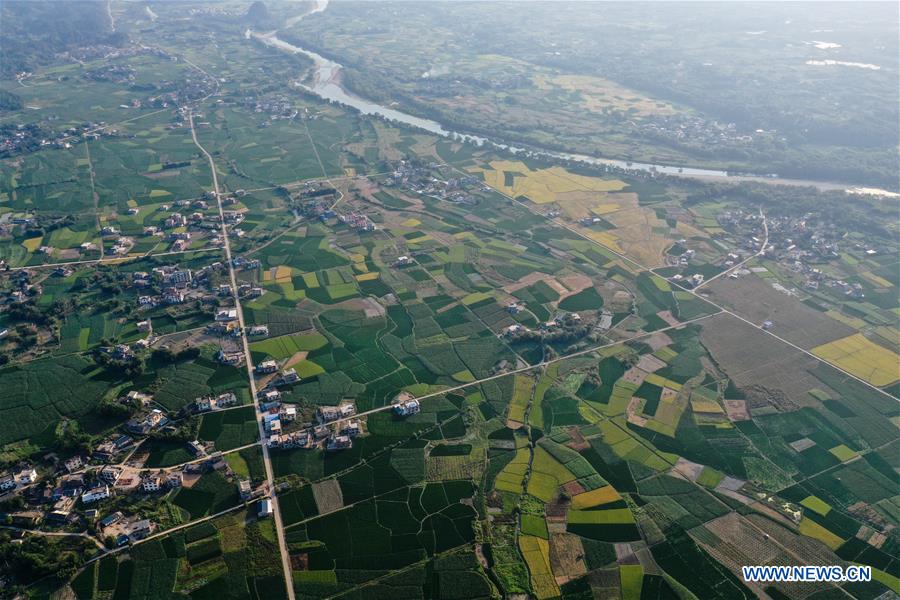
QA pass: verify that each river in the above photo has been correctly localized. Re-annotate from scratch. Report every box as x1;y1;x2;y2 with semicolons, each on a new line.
248;0;894;195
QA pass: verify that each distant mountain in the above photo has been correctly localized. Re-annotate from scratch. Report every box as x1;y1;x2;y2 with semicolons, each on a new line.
245;1;272;25
1;0;125;78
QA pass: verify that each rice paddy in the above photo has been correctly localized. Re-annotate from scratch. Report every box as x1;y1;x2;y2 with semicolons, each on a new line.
811;333;900;386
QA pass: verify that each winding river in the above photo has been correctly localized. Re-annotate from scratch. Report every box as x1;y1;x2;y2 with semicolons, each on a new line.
248;0;894;194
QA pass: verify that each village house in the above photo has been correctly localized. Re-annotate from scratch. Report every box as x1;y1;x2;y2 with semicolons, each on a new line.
280;406;297;422
255;360;278;374
125;409;167;435
317;403;355;423
248;325;269;336
166;472;183;488
278;368;300;384
82;485;111;504
326;435;353;451
99;511;123;529
163;290;185;304
215;309;238;322
99;466;122;485
394;400;421;417
63;456;84;473
214;392;237;408
0;474;16;491
194;396;212;412
217;349;244;365
142;476;162;493
259;389;281;404
16;467;38;485
61;474;85;496
48;496;76;523
93;441;118;462
263;413;281;435
208;320;238;335
238;479;252;501
341;420;361;437
187;441;206;457
128;519;153;540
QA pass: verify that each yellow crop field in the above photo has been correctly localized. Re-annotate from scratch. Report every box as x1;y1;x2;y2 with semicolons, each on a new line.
518;535;560;599
825;310;867;329
401;218;421;227
861;271;893;288
494;448;530;494
355;272;380;282
798;517;844;550
591;203;620;215
690;398;724;414
302;272;320;289
22;236;42;252
273;266;292;282
829;444;859;462
571;485;622;509
644;373;682;391
507;375;534;423
585;230;624;254
812;333;900;387
472;160;626;204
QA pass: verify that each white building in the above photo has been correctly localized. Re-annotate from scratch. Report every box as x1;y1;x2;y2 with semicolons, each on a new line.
215;309;238;322
82;486;111;504
394;400;421;417
16;468;38;485
256;360;278;374
142;477;162;493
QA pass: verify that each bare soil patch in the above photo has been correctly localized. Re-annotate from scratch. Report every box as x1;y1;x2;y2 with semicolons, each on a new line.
705;274;853;349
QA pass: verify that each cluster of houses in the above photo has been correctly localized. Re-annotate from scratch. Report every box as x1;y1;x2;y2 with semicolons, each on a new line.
98;511;156;546
503;311;584;337
718;209;876;299
262;396;298;439
140;470;183;494
255;361;301;386
138;197;245;252
635;114;766;149
266;401;363;451
0;466;38;493
337;212;377;232
298;199;337;222
191;392;238;414
231;257;261;271
384;160;482;206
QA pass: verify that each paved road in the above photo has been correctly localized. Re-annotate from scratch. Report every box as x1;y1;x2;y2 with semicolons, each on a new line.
5;246;221;272
0;525;106;549
189;110;297;600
